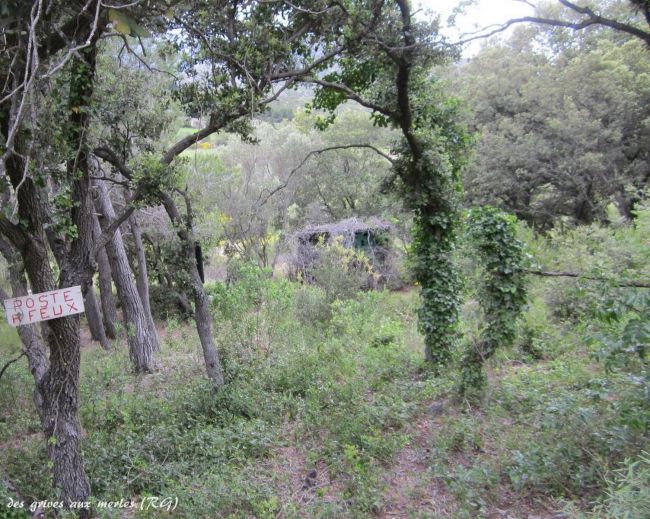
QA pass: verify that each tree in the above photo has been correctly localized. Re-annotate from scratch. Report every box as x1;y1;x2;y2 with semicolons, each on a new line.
94;180;159;371
0;2;102;508
0;2;470;509
454;29;650;228
288;1;470;366
0;1;177;508
92;0;400;384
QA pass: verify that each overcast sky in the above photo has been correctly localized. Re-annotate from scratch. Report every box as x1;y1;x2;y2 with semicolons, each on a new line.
416;0;535;54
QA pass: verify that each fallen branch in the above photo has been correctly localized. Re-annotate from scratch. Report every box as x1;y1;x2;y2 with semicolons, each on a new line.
524;269;650;289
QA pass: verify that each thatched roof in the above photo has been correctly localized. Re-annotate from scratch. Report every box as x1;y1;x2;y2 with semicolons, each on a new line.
294;217;391;239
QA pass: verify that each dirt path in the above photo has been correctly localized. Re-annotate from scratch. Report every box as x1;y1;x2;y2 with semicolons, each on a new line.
379;401;562;519
379;403;458;518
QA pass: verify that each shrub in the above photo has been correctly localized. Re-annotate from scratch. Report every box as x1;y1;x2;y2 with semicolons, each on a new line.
294;285;331;324
593;452;650;519
306;236;375;304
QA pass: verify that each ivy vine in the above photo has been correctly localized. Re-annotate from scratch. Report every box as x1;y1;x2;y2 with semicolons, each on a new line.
460;206;528;400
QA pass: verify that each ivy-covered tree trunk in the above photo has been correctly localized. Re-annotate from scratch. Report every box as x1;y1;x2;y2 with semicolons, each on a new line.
94;180;159;372
459;207;528;400
412;210;462;367
302;0;469;369
391;0;465;369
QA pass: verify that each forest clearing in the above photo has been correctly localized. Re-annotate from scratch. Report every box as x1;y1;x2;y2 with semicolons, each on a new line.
0;1;648;518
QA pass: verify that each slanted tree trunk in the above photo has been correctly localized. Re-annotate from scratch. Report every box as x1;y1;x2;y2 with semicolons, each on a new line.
93;215;119;339
94;181;159;372
84;285;110;350
94;153;226;386
0;240;48;419
160;194;225;386
127;208;157;335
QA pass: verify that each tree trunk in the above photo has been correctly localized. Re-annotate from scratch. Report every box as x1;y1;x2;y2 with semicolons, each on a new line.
94;181;159;372
84;285;111;350
90;115;225;387
0;20;107;517
191;257;225;386
160;193;225;386
22;238;91;514
0;240;48;419
615;188;636;222
127;210;158;339
93;215;119;339
39;316;90;509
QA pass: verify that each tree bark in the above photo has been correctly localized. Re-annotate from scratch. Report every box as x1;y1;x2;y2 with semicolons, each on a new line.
0;240;48;419
127;209;158;341
84;285;111;350
94;181;159;372
21;237;91;513
93;214;119;339
190;248;225;386
162;194;225;386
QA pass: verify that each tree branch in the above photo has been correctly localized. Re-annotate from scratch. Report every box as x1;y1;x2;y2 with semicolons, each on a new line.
456;1;650;47
258;143;394;207
524;269;650;289
301;77;398;118
0;214;28;251
93;146;134;179
0;352;26;386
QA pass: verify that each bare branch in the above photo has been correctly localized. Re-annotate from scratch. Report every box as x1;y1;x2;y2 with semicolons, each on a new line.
258;143;394;207
0;351;26;385
455;1;650;47
524;269;650;289
93;146;134;179
93;204;136;255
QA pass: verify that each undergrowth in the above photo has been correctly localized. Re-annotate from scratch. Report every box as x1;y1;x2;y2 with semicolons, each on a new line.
0;207;648;518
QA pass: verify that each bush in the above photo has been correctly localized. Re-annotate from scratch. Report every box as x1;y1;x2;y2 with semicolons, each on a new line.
305;236;376;304
593;452;650;519
294;285;331;324
149;284;193;321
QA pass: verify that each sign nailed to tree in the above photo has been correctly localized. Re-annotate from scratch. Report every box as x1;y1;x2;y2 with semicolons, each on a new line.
3;286;85;327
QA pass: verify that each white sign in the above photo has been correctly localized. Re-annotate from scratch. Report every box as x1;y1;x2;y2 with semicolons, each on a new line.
3;286;85;327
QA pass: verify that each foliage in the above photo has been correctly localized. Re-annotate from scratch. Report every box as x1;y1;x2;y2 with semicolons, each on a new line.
453;29;650;228
2;216;649;516
305;236;375;306
460;207;528;400
129;155;182;208
590;452;650;519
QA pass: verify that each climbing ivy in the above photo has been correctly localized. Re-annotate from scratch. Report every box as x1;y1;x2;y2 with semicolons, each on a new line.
460;206;528;400
394;89;470;369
